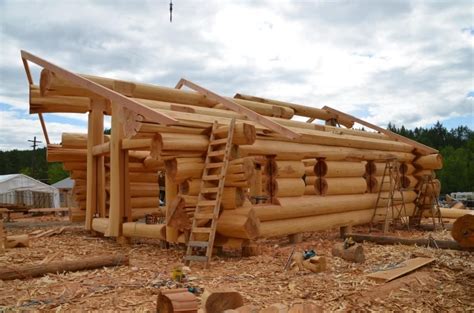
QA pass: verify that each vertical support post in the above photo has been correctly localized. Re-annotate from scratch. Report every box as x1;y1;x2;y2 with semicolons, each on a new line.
165;173;179;243
123;152;132;222
107;103;125;237
85;99;105;231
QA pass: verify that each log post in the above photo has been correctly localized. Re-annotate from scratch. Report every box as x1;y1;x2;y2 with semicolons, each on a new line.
165;173;179;243
85;98;105;230
107;103;125;237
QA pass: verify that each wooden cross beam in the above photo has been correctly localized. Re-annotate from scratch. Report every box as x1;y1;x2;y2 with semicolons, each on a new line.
322;106;438;155
175;78;300;139
20;50;178;125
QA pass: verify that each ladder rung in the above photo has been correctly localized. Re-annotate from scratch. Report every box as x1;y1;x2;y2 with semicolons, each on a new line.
197;199;217;206
205;162;224;169
188;241;209;248
194;212;215;219
192;227;212;233
201;187;219;193
202;175;221;181
210;138;228;145
184;255;208;262
208;150;225;157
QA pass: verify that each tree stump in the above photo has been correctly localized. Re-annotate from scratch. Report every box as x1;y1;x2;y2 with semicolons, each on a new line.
331;243;365;263
452;214;474;248
201;288;244;313
157;288;198;313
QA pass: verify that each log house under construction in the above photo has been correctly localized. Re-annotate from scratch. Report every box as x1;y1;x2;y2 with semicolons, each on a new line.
20;51;443;264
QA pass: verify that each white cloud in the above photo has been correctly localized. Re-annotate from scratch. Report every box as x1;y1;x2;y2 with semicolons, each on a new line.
0;0;472;152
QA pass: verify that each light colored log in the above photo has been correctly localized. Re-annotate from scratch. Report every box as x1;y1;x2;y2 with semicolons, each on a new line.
41;71;294;119
331;243;365;263
131;208;164;220
30;86;91;113
268;178;305;197
259;203;415;237
165;173;179;243
314;160;365;177
5;235;29;248
216;207;260;239
179;179;201;196
47;145;86;162
107;103;125;237
86;100;105;230
240;140;415;161
165;158;204;183
314;177;367;196
130;197;159;208
414;169;436;179
0;254;129;281
214;122;257;145
157;289;198;313
400;175;418;190
128;172;158;183
414;154;443;170
92;218;109;233
201;288;244;313
122;222;166;240
62;132;109;149
304;184;316;195
266;160;305;178
234;93;354;128
451;215;474;248
425;208;474;219
255;192;417;221
304;175;316;185
400;163;416;175
365;162;387;176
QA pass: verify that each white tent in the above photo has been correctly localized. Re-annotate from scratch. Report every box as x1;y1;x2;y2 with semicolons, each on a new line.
0;174;60;208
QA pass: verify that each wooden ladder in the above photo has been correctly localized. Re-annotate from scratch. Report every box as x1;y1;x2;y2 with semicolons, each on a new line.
370;159;409;233
184;118;236;267
412;175;444;229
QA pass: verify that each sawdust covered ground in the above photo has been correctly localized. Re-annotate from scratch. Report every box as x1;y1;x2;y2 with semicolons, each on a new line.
0;216;473;312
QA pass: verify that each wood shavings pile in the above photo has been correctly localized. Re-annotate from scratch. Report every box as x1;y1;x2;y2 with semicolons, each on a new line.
0;220;472;311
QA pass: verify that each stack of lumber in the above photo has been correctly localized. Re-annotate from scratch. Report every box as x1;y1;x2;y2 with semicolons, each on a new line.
32;67;442;243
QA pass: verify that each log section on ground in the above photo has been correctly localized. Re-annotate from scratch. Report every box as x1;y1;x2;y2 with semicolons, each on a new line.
156;288;198;313
201;288;244;313
343;233;473;251
314;177;367;196
314;160;365;177
331;243;365;263
451;215;474;248
0;254;129;280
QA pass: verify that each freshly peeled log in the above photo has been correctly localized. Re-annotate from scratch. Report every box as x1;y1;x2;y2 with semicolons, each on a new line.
314;177;367;196
315;160;365;178
267;178;305;197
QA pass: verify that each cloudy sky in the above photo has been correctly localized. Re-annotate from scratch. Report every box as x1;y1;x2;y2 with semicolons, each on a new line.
0;0;472;150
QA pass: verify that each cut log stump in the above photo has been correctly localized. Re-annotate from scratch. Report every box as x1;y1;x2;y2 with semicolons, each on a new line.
157;288;198;313
202;288;244;313
331;243;365;263
5;234;29;248
452;214;474;248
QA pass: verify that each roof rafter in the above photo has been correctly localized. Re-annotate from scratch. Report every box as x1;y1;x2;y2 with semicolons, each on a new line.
322;106;438;154
21;50;178;125
175;78;300;140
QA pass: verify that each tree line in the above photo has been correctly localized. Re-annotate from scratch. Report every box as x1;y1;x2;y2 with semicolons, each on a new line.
0;122;472;194
0;148;68;184
388;122;473;194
